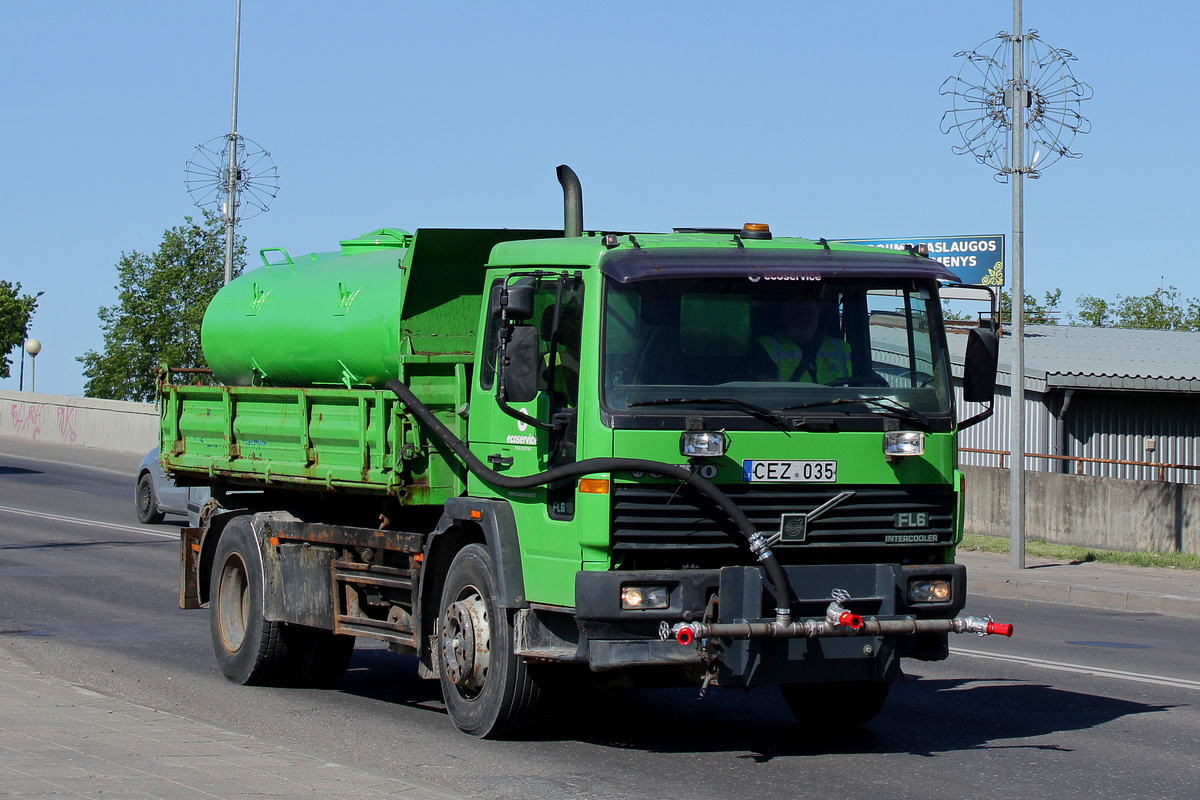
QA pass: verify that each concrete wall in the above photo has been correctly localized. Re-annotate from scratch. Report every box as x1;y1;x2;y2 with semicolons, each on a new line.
4;390;1196;554
0;390;157;454
964;465;1200;556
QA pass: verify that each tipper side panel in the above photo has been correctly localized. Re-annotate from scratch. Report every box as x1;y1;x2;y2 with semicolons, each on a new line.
161;380;466;502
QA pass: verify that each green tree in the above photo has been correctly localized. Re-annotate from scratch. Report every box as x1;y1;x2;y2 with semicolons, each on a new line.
1073;294;1113;327
1073;286;1199;331
78;212;244;401
1001;288;1061;325
0;280;41;379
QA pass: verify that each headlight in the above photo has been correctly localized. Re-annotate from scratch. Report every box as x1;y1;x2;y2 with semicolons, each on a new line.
680;431;726;458
908;578;952;604
620;584;670;610
883;431;925;457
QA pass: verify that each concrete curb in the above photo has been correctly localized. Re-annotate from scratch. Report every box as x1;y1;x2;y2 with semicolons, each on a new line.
969;573;1200;617
958;549;1200;618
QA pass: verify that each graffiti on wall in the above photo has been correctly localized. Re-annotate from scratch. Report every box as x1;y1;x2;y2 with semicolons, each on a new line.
7;401;78;443
9;402;45;439
56;405;77;442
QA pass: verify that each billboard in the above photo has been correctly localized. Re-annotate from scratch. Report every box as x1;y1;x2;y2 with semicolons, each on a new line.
830;235;1005;286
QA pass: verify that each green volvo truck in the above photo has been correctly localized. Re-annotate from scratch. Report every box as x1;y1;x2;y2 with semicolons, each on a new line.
163;166;1010;738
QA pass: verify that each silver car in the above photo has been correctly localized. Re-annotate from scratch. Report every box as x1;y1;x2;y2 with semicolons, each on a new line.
135;447;209;524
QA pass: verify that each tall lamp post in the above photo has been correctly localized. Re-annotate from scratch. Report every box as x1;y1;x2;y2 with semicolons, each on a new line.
24;338;41;394
941;1;1091;568
184;0;279;286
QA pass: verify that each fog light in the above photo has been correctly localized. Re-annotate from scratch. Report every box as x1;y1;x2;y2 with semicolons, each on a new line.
883;431;925;457
620;584;670;610
680;431;726;458
908;578;952;604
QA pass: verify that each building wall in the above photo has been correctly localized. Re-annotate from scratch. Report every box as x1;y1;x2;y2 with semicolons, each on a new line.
1066;391;1200;484
955;383;1200;486
955;383;1057;471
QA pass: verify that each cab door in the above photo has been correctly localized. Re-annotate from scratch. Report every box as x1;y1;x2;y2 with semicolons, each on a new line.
468;271;586;606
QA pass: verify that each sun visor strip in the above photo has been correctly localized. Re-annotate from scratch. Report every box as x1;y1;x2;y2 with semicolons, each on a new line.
598;248;961;284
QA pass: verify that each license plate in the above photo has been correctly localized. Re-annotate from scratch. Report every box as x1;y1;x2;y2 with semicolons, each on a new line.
742;460;837;482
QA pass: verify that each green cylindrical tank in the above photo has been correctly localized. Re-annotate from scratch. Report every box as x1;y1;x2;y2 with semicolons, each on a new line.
202;228;411;388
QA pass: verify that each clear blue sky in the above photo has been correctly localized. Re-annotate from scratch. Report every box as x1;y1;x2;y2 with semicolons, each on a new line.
2;1;1196;397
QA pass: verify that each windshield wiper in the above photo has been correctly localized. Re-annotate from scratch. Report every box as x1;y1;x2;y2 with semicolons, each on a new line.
780;396;931;430
628;397;793;432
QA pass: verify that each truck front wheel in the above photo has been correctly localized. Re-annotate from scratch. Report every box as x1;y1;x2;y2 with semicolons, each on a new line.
438;544;541;738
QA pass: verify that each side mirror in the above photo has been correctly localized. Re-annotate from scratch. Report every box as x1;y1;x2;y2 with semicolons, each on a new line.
503;324;540;403
963;327;999;403
504;280;535;321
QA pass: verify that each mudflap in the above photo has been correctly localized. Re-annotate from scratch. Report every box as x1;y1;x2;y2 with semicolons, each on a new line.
715;564;902;688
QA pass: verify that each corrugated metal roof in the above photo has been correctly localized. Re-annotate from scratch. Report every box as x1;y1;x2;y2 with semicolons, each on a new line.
947;324;1200;393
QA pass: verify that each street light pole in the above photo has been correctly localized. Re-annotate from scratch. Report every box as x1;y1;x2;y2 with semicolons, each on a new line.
223;0;243;286
943;2;1089;571
1009;0;1027;570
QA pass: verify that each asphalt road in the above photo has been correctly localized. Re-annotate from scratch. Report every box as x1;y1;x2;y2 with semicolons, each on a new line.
2;439;1198;800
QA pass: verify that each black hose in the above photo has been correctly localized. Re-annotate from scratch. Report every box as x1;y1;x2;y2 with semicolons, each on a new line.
384;378;792;617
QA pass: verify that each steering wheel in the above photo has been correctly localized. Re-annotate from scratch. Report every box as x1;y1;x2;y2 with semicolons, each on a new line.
827;373;889;388
895;370;935;388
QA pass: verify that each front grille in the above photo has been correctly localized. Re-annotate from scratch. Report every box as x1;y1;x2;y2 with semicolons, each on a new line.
611;483;954;566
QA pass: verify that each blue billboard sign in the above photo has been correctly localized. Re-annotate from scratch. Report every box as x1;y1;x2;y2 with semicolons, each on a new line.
830;235;1005;286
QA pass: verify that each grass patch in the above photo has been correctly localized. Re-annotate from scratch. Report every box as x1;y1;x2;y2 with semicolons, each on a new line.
959;534;1200;571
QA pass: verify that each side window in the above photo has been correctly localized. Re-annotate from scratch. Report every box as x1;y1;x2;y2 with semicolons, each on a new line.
479;279;504;391
536;278;584;409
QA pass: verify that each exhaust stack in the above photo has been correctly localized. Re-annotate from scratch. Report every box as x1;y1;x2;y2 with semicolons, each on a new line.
556;164;583;237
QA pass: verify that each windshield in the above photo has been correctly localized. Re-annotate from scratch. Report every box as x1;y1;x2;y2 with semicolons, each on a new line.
602;276;952;425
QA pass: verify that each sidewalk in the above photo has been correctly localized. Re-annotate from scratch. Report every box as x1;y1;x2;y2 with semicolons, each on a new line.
0;644;470;800
959;547;1200;617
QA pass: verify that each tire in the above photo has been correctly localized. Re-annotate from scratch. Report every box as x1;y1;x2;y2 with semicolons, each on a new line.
438;544;541;738
135;473;165;525
780;680;892;729
209;516;291;686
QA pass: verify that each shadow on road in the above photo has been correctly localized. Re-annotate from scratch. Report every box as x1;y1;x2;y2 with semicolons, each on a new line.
534;675;1174;759
337;648;445;711
0;466;43;476
0;539;173;551
336;650;1175;757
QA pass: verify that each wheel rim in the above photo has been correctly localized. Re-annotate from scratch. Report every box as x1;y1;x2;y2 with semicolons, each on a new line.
216;553;250;653
137;481;154;518
440;585;491;698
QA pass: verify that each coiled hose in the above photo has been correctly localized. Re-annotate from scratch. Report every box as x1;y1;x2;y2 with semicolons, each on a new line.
384;379;793;620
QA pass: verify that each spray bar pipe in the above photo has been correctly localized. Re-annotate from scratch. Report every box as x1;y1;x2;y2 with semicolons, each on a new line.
669;614;1014;644
665;593;1013;645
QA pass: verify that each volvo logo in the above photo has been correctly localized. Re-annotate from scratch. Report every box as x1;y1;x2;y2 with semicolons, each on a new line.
767;491;857;546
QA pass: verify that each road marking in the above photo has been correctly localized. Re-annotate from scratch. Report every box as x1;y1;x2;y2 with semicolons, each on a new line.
953;646;1200;692
0;505;179;540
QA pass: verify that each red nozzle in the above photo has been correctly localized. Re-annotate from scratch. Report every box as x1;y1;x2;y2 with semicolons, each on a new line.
676;628;694;646
986;621;1014;637
838;612;864;630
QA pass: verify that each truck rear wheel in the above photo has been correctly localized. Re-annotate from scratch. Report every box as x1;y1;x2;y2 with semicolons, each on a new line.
438;544;541;738
209;516;291;686
780;679;891;729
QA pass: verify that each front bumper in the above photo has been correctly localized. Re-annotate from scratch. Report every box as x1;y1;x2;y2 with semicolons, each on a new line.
573;563;972;686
